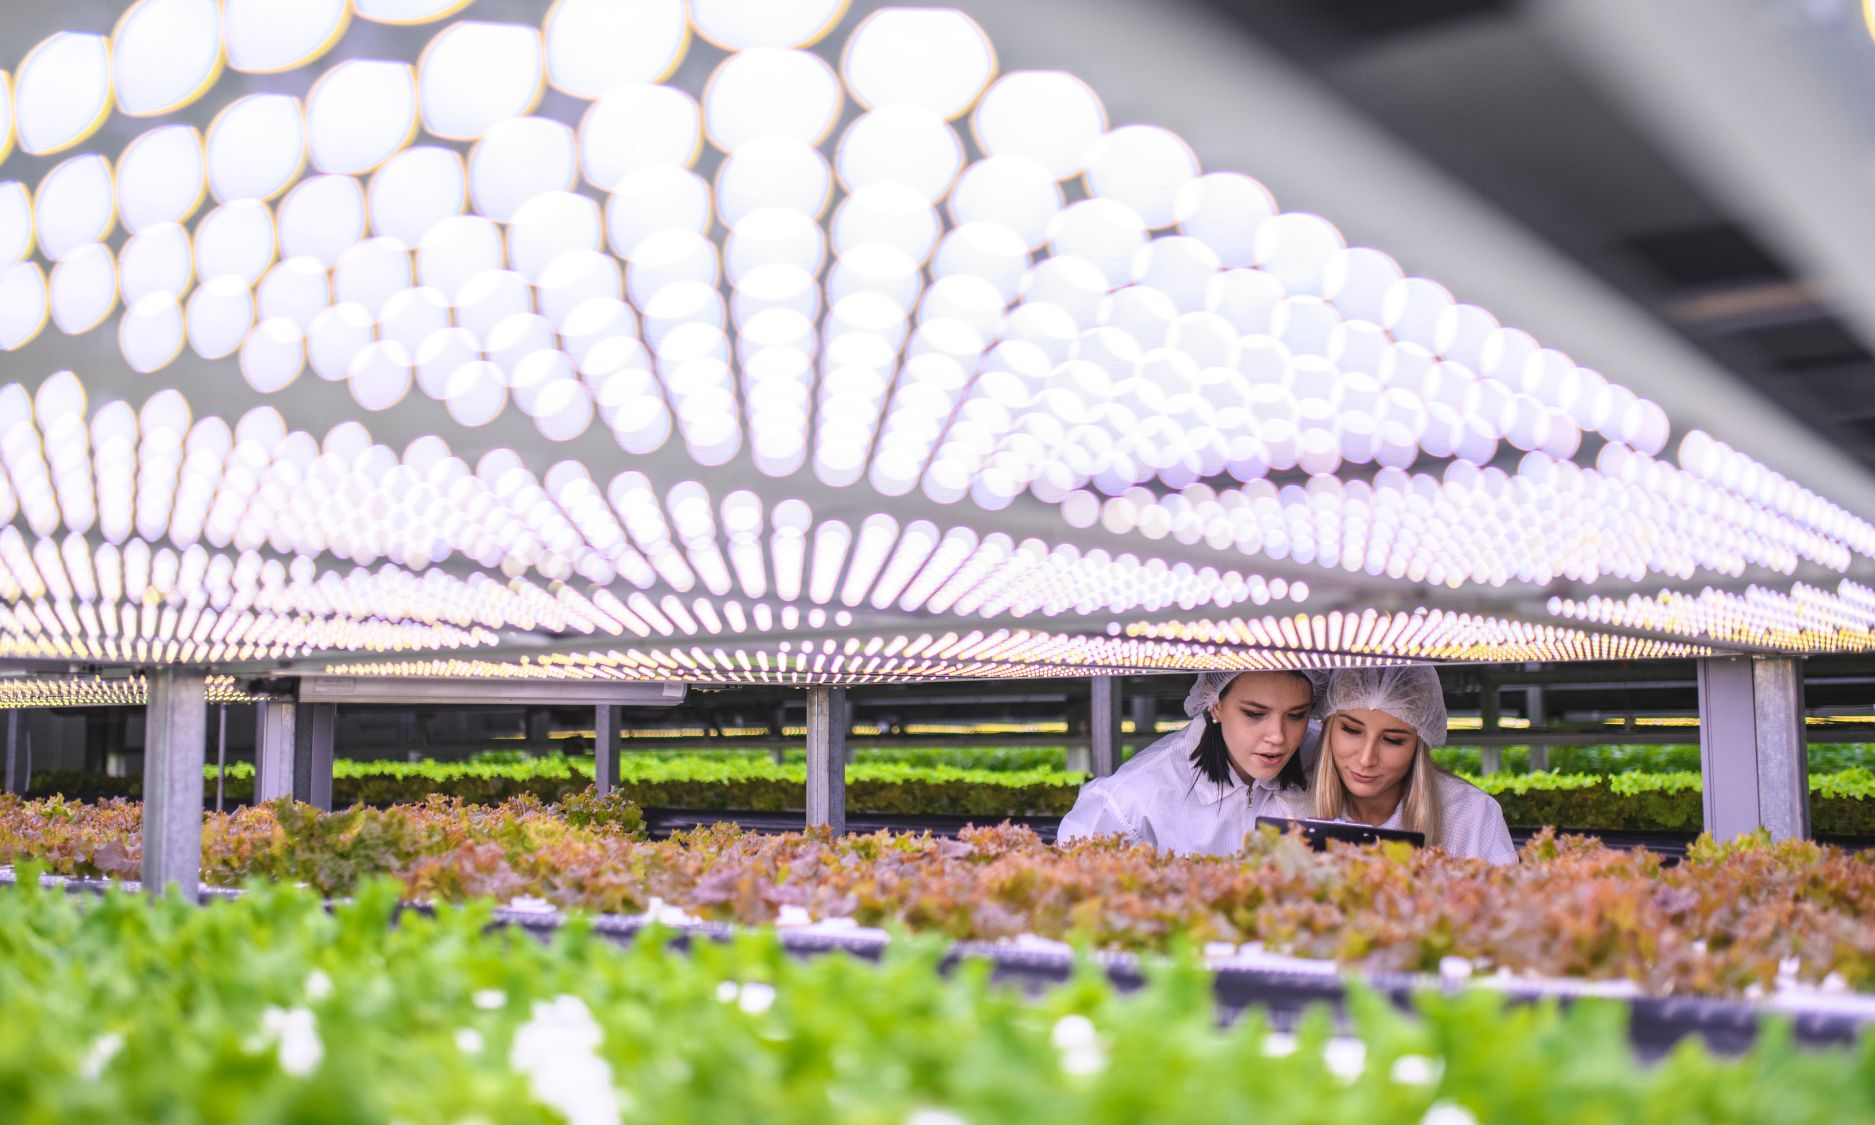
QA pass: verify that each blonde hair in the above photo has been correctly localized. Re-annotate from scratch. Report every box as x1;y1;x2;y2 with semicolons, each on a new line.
1312;711;1445;847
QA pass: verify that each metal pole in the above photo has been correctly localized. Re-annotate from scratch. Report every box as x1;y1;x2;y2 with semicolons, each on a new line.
1;711;21;795
1479;681;1502;775
1090;676;1121;777
842;698;857;764
292;702;337;811
253;701;296;803
594;704;619;795
1697;656;1810;840
805;686;846;834
1753;657;1811;839
142;668;208;899
1525;678;1548;773
1066;693;1090;773
215;704;227;814
1129;692;1158;757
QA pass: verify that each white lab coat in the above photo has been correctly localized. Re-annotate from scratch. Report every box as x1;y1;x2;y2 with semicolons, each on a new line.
1056;722;1317;856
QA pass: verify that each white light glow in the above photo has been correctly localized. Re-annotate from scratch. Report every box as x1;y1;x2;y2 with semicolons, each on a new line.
544;0;688;98
0;184;30;266
113;0;223;117
972;70;1106;180
308;60;417;175
15;33;110;156
843;9;994;120
116;125;207;234
34;155;114;263
48;243;116;335
207;95;307;202
369;146;466;246
0;0;1867;679
692;0;847;50
705;49;842;152
225;0;350;74
470;117;576;222
355;0;471;25
419;21;544;141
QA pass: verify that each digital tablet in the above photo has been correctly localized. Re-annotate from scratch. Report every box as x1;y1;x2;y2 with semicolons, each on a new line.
1254;816;1426;850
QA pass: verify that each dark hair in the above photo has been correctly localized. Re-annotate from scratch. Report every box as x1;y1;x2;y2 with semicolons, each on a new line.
1189;671;1312;792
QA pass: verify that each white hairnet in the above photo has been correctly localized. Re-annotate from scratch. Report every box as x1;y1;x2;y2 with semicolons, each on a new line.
1180;668;1325;719
1116;669;1323;800
1317;665;1448;748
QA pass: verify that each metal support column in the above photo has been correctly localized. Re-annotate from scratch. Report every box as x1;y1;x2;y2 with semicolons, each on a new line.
292;702;337;811
142;669;207;898
1479;682;1502;775
842;698;857;764
253;701;296;803
1129;692;1158;756
1697;655;1810;840
1525;681;1548;773
805;686;846;834
1;711;23;794
214;705;227;813
1090;675;1122;777
594;704;619;795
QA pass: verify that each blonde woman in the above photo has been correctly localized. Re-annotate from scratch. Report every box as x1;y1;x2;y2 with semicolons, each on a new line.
1057;669;1322;856
1293;665;1517;865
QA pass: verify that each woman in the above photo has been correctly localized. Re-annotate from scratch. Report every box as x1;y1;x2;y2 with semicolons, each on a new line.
1056;669;1320;855
1292;665;1517;865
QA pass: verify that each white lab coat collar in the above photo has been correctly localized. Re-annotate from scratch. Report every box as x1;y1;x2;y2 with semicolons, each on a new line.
1056;720;1322;857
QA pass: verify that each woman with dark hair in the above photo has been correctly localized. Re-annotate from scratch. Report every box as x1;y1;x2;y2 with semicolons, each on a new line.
1056;669;1321;855
1285;665;1516;865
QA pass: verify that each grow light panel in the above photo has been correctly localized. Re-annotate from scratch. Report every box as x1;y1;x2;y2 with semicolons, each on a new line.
0;672;256;708
0;0;1866;681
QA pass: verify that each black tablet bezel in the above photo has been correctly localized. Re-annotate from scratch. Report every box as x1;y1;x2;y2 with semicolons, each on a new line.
1254;816;1427;850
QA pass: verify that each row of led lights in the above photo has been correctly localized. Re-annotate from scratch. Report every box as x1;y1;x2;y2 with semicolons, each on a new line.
0;5;1722;494
5;1;1871;608
1063;447;1841;589
3;157;1845;596
0;3;1007;454
1547;583;1875;652
0;594;496;663
2;1;1855;586
1119;608;1706;661
0;672;254;708
0;527;663;648
0;366;1850;671
0;373;1305;622
327;636;1407;684
0;79;1662;478
0;7;993;467
0;477;1286;642
2;0;868;162
10;149;1853;596
7;0;1860;547
0;525;1280;670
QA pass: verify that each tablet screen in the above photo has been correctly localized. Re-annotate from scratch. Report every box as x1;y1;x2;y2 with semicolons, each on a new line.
1255;816;1426;850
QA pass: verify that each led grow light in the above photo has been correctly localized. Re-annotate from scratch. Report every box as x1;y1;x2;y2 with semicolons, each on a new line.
0;0;1865;681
